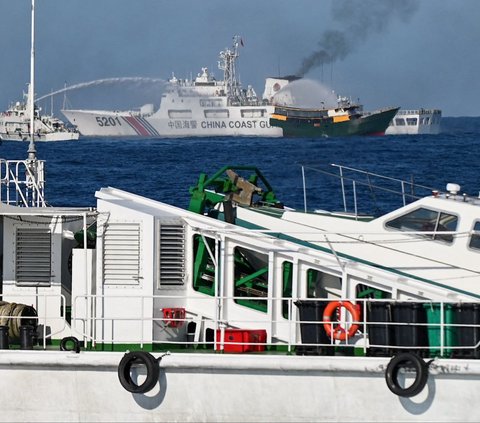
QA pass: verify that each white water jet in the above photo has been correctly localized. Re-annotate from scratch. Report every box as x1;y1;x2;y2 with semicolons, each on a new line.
36;77;166;102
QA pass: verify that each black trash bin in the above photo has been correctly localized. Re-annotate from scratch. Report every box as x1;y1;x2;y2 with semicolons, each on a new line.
294;300;334;356
452;303;480;359
366;302;394;357
391;302;428;356
19;325;35;350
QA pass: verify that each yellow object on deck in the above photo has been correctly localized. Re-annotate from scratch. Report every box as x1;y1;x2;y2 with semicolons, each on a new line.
333;115;350;123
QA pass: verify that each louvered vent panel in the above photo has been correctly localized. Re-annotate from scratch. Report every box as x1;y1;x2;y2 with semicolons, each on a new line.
103;223;141;285
15;227;51;286
159;223;185;286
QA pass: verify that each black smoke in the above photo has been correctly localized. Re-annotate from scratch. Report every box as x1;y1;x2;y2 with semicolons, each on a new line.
297;0;419;76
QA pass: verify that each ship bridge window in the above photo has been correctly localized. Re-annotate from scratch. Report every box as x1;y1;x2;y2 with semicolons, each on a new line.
395;118;406;126
200;99;223;108
168;109;192;119
233;246;268;313
468;221;480;251
241;109;267;118
406;118;418;126
192;234;217;295
204;109;229;118
386;207;458;243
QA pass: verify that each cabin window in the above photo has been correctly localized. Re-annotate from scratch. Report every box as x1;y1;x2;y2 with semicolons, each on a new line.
241;109;267;118
15;227;51;287
168;109;192;119
204;109;229;118
103;222;141;285
157;223;185;287
307;269;341;299
386;207;457;243
233;246;268;313
192;234;217;295
406;118;418;126
200;99;223;108
395;118;406;126
356;283;391;299
469;221;480;250
282;261;293;318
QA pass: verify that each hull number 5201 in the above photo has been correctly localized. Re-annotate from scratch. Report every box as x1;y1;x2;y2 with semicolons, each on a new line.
96;117;122;127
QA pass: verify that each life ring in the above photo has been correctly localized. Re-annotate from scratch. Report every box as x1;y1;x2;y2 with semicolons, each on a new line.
385;352;429;397
60;336;80;353
118;351;159;394
322;300;361;341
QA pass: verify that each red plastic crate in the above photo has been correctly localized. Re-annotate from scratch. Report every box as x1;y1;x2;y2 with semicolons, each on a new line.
215;329;267;353
162;307;186;328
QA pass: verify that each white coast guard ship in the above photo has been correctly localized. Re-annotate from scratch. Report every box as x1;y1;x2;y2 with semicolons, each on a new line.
62;36;293;138
386;108;442;135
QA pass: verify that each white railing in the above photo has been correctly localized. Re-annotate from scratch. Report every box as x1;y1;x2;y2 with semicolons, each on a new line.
1;293;478;358
0;158;46;207
66;295;480;358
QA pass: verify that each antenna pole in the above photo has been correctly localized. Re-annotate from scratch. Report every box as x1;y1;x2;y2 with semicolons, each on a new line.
28;0;36;160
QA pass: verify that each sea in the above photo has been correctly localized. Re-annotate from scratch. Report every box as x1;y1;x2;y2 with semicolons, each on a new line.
1;116;479;216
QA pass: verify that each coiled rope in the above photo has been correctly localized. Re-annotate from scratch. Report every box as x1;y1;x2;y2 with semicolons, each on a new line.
0;301;38;339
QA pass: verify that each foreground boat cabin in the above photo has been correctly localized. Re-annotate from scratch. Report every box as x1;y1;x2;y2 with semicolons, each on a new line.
0;163;478;357
0;162;479;421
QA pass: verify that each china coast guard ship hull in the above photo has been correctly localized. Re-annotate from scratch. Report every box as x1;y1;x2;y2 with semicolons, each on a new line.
62;36;285;138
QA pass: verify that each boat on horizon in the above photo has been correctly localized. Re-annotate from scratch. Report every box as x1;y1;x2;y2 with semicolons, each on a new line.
0;84;79;142
0;0;78;143
61;36;399;140
269;97;400;137
61;36;288;138
386;108;442;135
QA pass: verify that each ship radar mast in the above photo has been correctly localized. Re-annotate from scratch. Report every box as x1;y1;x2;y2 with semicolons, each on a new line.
218;35;242;104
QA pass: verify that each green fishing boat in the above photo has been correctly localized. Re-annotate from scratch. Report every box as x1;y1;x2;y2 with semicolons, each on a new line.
270;102;400;137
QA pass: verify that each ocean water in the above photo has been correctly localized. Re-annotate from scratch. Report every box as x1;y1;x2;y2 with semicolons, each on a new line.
1;116;479;215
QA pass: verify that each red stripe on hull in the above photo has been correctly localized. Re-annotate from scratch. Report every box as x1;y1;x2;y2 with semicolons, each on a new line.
123;116;151;136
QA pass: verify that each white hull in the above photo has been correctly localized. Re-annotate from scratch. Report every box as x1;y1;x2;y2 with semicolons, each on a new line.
1;351;478;422
61;107;282;138
0;130;79;142
386;109;441;135
61;38;294;138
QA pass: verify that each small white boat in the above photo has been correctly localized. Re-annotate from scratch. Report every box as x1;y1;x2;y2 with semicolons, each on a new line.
386;108;442;135
0;84;79;141
0;0;79;143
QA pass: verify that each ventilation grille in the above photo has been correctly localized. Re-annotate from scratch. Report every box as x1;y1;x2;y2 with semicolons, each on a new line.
103;223;140;285
158;223;185;286
16;227;51;286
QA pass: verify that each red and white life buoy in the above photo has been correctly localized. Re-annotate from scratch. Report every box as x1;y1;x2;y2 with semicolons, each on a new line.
322;300;361;341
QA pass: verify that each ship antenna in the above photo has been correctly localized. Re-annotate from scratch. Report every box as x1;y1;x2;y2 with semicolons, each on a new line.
27;0;36;161
218;35;241;104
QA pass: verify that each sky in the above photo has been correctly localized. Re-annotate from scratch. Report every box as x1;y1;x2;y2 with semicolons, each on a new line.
0;0;478;117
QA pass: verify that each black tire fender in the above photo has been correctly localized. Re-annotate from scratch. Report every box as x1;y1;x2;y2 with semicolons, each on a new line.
60;336;81;353
385;352;429;397
118;351;159;394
